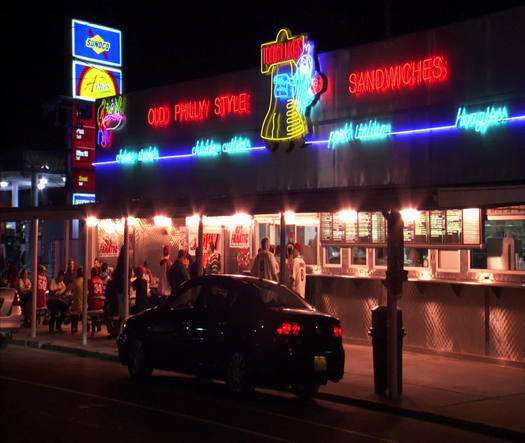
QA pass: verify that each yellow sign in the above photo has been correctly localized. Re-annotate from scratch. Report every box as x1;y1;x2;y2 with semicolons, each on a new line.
79;67;117;99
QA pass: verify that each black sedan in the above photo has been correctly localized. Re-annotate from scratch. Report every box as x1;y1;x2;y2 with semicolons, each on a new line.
117;275;345;398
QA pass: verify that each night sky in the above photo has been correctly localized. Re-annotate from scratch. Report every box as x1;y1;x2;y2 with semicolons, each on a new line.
2;1;524;155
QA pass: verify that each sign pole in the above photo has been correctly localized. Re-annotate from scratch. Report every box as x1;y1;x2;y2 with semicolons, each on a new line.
82;221;89;345
385;210;407;399
30;218;39;338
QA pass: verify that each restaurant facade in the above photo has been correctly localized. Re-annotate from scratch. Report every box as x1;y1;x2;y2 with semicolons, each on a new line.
90;8;525;363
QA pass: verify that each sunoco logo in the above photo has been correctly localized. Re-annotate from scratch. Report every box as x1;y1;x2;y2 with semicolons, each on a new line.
85;35;111;54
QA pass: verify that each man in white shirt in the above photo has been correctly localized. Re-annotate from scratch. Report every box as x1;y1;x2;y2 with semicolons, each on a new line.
291;243;306;298
251;237;279;282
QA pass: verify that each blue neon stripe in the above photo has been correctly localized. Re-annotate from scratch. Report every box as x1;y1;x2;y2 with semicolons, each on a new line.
93;113;525;167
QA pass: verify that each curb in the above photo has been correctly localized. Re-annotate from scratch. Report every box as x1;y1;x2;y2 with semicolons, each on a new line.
316;392;525;441
11;339;119;363
10;339;524;441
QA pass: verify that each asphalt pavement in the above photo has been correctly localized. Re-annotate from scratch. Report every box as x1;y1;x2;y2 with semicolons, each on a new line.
0;346;513;443
9;325;525;440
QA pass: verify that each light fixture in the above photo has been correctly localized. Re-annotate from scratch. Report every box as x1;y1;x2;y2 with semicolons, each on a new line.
400;208;421;223
154;216;172;227
231;213;251;225
0;180;8;188
86;216;99;227
284;211;296;224
338;209;357;223
185;214;200;227
37;183;46;190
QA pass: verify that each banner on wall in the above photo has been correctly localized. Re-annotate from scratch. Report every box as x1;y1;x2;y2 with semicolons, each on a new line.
229;225;250;248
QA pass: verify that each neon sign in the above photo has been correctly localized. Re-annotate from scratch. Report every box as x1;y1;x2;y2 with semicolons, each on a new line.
148;106;171;127
260;29;324;142
455;106;508;133
116;146;159;164
192;136;252;156
147;93;251;127
96;137;263;166
328;120;392;149
348;56;448;96
97;129;112;148
97;96;126;130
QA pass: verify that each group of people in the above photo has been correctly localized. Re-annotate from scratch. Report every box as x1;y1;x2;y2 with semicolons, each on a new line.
251;237;307;298
159;244;221;296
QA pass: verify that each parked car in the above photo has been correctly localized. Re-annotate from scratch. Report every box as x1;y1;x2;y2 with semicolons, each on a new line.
0;287;22;349
118;275;345;398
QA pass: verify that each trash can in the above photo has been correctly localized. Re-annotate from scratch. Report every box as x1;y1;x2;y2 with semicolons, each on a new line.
368;306;405;395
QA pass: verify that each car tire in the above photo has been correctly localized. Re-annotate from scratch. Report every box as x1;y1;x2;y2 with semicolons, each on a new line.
293;382;320;400
127;339;152;382
226;352;254;395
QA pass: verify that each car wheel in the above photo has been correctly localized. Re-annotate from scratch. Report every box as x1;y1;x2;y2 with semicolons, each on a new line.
293;382;320;399
127;339;152;382
226;352;254;395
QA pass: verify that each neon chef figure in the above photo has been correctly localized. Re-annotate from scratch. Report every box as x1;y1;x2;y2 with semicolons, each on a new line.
260;29;324;142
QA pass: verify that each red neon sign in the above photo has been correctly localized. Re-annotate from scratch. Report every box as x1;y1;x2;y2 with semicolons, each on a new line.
214;93;251;118
348;55;448;96
147;92;252;127
148;106;171;127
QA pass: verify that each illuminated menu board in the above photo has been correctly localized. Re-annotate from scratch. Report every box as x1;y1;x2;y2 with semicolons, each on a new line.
320;209;482;248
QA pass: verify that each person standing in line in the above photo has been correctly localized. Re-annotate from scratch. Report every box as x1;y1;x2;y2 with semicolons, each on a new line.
131;266;149;314
168;249;190;294
47;270;68;332
87;267;105;311
159;245;172;297
290;243;307;299
69;267;84;333
285;242;295;287
251;237;279;282
64;259;76;287
99;262;110;289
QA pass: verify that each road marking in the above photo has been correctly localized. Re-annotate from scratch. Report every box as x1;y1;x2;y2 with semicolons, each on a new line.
0;375;290;442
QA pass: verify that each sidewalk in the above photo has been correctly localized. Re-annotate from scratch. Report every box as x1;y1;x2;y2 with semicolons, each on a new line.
10;326;525;439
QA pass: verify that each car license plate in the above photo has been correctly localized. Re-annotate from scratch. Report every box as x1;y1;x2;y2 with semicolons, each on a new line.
314;356;327;372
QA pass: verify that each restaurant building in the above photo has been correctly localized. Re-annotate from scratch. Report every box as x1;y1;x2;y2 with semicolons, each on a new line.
88;8;525;363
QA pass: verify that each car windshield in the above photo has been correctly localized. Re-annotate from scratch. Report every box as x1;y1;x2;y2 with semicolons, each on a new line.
251;281;313;310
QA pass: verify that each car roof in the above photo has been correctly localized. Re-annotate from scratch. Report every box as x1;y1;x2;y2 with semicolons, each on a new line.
189;274;279;286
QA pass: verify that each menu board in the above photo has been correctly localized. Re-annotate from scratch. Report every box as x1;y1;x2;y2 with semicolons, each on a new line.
320;208;482;248
430;210;446;244
332;213;345;242
358;212;372;243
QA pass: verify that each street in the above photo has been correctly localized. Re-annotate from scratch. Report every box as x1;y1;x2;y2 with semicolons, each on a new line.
0;346;506;442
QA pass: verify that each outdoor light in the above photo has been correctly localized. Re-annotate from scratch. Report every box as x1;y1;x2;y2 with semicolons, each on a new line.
401;208;421;223
123;216;138;226
86;216;99;227
154;216;172;227
284;211;296;224
185;214;200;227
338;209;358;223
231;213;251;225
39;177;48;185
37;183;46;190
0;180;8;188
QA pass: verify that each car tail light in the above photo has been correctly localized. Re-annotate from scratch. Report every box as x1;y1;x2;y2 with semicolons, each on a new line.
12;292;21;306
333;325;343;338
277;322;301;336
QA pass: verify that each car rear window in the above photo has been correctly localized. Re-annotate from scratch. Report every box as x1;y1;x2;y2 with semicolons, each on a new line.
251;281;313;310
